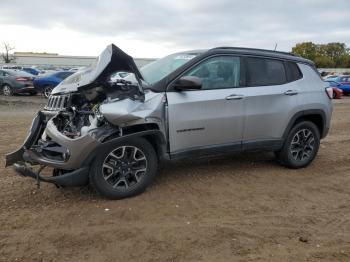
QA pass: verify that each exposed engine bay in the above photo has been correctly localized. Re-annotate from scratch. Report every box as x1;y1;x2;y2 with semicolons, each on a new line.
48;78;144;140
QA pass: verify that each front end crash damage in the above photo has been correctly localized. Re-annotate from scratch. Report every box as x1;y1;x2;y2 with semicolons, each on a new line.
5;44;167;187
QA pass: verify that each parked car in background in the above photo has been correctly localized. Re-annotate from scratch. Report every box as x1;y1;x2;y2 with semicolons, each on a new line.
0;69;36;96
1;65;42;76
1;65;23;70
325;80;344;99
323;74;338;81
33;71;75;98
332;87;343;99
332;76;350;95
22;67;40;76
37;69;58;76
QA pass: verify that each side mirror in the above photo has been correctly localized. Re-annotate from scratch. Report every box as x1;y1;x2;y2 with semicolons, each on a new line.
173;76;202;91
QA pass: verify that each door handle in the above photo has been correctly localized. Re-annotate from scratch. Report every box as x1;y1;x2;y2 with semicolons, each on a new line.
284;90;298;96
226;94;244;100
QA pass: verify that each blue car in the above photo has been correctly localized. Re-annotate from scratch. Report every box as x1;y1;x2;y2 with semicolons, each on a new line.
332;76;350;95
34;71;74;98
22;67;40;76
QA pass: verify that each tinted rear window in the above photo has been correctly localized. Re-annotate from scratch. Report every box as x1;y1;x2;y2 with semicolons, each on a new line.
285;61;302;82
245;57;286;86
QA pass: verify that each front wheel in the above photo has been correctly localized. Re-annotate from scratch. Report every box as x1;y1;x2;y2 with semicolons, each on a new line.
43;86;53;98
89;137;158;199
2;84;13;96
276;121;320;169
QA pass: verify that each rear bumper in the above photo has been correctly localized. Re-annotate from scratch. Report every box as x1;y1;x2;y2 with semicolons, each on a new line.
14;86;36;93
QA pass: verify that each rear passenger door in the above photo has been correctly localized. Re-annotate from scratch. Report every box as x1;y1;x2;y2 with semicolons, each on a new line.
239;57;303;149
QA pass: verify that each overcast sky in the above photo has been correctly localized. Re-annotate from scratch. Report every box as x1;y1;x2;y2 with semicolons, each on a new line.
0;0;349;58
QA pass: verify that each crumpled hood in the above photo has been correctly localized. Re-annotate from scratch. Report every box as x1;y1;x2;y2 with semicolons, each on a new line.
51;44;143;95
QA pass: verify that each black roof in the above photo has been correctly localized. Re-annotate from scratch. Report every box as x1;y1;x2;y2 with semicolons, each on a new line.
207;46;314;65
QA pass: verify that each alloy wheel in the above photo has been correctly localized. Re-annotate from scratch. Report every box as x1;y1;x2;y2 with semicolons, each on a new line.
290;128;315;161
44;87;52;98
102;146;147;190
2;85;12;96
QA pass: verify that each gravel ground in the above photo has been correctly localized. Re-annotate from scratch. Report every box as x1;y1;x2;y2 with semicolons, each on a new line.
0;95;349;262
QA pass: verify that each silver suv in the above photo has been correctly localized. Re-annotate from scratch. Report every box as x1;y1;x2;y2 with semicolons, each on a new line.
6;44;333;199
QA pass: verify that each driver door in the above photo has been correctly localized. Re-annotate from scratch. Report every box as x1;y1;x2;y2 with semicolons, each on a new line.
166;55;245;155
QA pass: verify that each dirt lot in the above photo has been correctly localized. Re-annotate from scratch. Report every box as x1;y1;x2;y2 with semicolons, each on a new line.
0;95;349;262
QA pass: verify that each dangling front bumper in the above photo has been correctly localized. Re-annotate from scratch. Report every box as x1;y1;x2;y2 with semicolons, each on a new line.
5;111;101;170
5;111;99;187
5;111;45;167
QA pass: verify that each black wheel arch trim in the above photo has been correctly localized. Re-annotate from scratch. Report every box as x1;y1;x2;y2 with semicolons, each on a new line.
81;130;168;167
283;109;327;140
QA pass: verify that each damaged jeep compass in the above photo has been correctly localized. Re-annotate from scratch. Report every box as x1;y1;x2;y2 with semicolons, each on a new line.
6;44;332;199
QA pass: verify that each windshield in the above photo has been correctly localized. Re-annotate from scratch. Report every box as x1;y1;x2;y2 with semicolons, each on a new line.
138;52;200;84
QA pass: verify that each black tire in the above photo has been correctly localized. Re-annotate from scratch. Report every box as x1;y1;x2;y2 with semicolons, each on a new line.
29;91;37;96
2;84;13;96
276;121;320;169
89;137;158;199
332;91;337;99
43;85;53;98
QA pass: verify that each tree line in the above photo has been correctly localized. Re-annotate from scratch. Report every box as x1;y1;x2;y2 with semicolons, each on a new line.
291;42;350;68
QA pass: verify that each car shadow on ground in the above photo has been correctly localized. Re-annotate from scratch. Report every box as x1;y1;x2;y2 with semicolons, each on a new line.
39;151;280;201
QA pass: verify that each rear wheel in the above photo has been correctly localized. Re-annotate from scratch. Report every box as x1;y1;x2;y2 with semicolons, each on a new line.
43;85;53;98
29;91;37;96
89;137;158;199
276;121;320;169
2;84;13;96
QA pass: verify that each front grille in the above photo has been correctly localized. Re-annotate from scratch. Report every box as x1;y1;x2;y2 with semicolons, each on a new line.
44;94;71;111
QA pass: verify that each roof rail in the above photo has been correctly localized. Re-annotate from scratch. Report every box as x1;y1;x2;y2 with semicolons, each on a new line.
210;46;299;57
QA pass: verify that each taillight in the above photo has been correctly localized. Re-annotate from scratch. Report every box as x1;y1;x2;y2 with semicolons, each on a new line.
15;77;28;82
325;87;333;99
